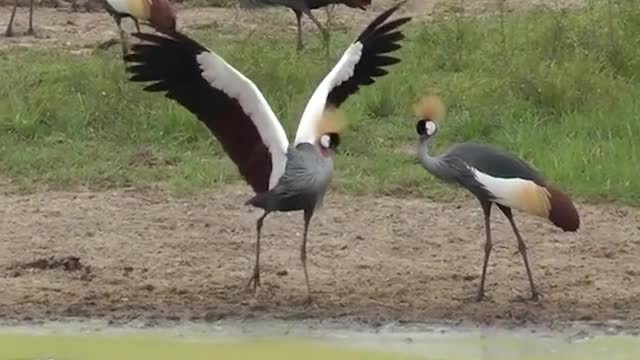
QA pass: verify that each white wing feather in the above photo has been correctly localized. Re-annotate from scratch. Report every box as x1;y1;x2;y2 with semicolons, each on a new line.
293;42;364;146
196;51;289;189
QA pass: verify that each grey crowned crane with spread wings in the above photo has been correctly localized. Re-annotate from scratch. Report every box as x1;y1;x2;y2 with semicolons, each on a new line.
123;1;411;303
413;95;580;301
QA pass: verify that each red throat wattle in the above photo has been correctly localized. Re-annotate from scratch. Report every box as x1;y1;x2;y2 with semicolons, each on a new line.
319;146;330;157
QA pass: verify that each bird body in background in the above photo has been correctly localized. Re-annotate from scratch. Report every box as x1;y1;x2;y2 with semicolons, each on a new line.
124;1;410;303
5;0;34;37
239;0;372;51
413;95;579;301
101;0;177;56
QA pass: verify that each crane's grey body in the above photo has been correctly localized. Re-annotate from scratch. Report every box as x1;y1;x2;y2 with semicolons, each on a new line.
418;140;545;202
248;143;334;213
245;142;334;303
417;130;542;301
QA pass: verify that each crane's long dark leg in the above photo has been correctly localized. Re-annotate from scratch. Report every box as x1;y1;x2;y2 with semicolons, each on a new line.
113;15;129;58
5;0;18;37
477;200;493;301
301;8;330;48
246;211;269;292
133;17;141;34
300;208;314;304
497;205;540;301
293;8;304;51
27;0;34;35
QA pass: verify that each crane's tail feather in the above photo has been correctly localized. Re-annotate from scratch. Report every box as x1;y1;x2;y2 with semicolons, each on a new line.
470;166;579;231
510;182;579;232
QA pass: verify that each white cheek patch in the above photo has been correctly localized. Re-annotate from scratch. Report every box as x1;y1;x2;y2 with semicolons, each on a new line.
426;121;437;136
320;134;331;148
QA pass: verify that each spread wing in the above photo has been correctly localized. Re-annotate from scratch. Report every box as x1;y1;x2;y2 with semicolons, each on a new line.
124;32;289;193
293;0;411;146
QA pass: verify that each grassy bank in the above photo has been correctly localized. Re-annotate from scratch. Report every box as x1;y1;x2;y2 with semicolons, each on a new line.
0;0;638;205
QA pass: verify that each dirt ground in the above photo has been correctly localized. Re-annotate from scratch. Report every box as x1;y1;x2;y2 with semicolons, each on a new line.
0;185;638;329
0;0;586;51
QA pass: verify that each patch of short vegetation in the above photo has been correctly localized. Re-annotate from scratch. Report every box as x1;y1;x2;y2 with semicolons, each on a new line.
0;0;638;205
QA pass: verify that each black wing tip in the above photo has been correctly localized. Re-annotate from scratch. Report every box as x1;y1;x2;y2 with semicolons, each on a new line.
392;16;413;29
130;32;163;42
357;1;412;43
371;0;407;22
123;54;136;63
387;0;409;13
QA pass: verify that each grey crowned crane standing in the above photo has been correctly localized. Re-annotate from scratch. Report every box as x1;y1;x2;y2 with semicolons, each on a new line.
239;0;372;51
100;0;177;57
123;1;411;303
413;95;580;301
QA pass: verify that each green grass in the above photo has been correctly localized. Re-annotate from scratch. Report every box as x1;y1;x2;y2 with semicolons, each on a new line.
0;0;639;205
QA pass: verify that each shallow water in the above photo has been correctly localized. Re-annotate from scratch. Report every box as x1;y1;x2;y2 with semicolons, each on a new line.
1;319;639;360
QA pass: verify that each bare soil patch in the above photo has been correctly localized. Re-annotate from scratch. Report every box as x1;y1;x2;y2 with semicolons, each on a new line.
0;185;638;327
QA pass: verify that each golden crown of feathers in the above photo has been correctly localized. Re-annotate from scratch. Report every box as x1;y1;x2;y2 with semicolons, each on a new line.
316;106;347;137
414;94;446;122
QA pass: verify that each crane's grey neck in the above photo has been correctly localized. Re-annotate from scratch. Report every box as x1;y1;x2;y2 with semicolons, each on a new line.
417;136;442;172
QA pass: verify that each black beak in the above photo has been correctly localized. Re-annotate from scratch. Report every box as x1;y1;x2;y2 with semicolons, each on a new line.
359;5;367;10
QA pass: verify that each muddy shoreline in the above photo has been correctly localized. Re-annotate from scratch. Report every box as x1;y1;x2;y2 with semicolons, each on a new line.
0;316;638;341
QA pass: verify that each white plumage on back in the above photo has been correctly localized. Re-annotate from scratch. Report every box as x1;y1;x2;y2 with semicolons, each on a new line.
196;51;290;189
469;166;551;217
294;43;364;146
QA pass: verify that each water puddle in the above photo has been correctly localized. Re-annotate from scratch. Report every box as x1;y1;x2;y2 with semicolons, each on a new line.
0;319;638;360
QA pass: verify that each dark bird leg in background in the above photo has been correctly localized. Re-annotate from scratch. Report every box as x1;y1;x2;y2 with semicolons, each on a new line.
27;0;34;35
112;15;129;58
246;211;269;292
497;205;540;301
323;5;335;64
301;7;330;51
132;17;141;34
5;0;19;37
477;200;493;301
301;208;314;304
293;8;304;51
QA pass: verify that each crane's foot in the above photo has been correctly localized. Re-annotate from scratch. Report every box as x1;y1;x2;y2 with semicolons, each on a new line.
245;268;261;293
475;289;489;302
529;290;542;302
26;28;34;36
304;295;312;306
5;29;14;37
96;38;119;50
